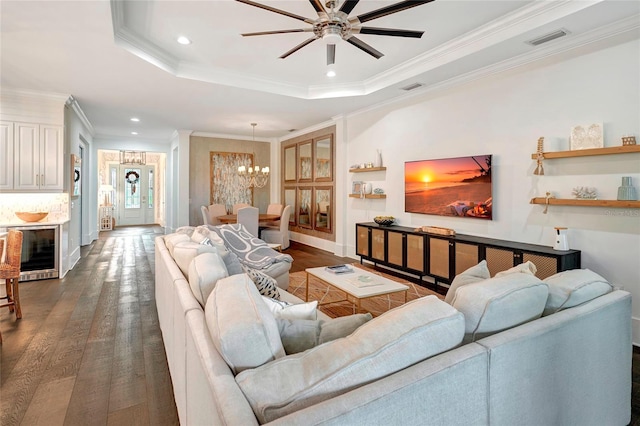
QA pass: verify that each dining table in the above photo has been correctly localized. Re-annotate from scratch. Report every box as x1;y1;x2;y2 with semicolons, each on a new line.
216;214;280;224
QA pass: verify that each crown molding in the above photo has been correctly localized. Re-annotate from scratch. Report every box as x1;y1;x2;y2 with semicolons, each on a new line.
66;95;95;136
0;87;70;103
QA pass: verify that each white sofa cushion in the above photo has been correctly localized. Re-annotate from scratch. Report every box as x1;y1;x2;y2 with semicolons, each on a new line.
235;295;464;423
276;313;373;354
165;233;190;256
444;260;490;304
262;297;317;320
451;273;548;342
172;241;218;276
205;274;285;375
494;260;537;277
542;269;613;316
188;252;229;306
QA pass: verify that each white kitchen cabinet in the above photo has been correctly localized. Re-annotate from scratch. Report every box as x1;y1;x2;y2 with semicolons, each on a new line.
13;122;64;191
0;120;14;190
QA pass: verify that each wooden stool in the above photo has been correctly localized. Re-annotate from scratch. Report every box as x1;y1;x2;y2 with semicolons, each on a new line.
0;230;24;325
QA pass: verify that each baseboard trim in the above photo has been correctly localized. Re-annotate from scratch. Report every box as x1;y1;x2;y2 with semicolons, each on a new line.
632;317;640;347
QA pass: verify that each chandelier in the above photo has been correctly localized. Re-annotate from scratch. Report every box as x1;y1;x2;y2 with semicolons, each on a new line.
237;123;269;189
119;150;146;165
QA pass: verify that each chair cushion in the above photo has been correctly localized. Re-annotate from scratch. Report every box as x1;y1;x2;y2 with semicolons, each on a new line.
542;269;613;316
451;273;548;342
444;260;490;304
235;295;464;423
261;297;317;320
276;313;373;355
205;274;285;375
172;241;218;276
188;252;229;306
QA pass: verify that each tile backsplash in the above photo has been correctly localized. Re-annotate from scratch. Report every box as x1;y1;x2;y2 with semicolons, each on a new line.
0;193;69;223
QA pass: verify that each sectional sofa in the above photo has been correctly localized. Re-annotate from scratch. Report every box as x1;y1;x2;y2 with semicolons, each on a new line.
155;225;631;425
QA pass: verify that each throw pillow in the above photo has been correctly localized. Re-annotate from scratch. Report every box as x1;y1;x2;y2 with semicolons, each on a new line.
262;296;317;320
542;269;613;316
451;273;548;342
205;274;285;375
242;264;280;300
188;252;229;306
444;260;490;304
193;228;244;275
276;313;372;354
494;261;537;277
236;296;464;423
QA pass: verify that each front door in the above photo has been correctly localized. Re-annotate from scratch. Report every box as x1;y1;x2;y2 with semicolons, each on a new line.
116;165;155;226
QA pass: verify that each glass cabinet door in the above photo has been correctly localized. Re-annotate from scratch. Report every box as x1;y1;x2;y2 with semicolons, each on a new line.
297;188;312;229
284;187;296;225
284;145;296;182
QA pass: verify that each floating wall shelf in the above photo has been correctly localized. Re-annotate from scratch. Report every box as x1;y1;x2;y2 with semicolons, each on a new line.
349;194;387;199
349;167;386;173
530;198;640;208
530;145;640;160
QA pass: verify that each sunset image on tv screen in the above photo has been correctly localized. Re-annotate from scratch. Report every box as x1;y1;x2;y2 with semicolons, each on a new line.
405;154;492;219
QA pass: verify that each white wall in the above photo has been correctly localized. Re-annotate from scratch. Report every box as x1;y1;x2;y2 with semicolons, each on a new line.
342;39;640;342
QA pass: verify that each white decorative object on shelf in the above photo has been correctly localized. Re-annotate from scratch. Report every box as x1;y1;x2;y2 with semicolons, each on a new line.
363;183;373;195
373;187;384;194
570;123;603;150
617;177;637;201
571;186;597;199
374;149;382;168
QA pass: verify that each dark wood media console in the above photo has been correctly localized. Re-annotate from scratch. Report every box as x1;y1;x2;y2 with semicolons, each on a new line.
356;222;581;290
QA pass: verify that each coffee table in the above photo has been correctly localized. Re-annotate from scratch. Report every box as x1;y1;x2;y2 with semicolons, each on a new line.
305;266;409;313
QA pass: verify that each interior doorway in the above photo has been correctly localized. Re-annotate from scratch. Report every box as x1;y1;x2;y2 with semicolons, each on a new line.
110;164;156;226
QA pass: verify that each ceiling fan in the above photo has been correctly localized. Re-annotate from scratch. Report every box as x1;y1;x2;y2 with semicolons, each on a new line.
236;0;434;65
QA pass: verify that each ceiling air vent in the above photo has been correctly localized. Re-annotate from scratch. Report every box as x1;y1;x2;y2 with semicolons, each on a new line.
526;29;569;46
401;82;423;91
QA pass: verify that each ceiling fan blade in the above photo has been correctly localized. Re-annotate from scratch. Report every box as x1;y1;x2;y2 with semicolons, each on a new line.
280;37;318;59
345;36;383;59
308;0;326;14
242;28;312;37
327;44;336;65
339;0;360;15
236;0;315;24
356;0;434;24
358;27;424;38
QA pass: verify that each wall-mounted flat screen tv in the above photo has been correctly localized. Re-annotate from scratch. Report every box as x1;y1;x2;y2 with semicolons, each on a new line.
405;154;492;220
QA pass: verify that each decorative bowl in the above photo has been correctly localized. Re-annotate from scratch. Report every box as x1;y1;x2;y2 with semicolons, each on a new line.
374;216;395;226
15;212;49;222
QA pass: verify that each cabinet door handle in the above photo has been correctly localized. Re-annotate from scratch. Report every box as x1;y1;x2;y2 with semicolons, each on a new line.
36;174;39;186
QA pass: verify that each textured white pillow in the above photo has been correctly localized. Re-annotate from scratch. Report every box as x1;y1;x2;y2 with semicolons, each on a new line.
236;295;464;423
188;252;229;306
451;273;548;342
205;274;285;375
276;313;373;354
172;241;218;277
444;260;490;304
262;297;317;320
164;233;190;256
542;269;613;316
494;260;537;277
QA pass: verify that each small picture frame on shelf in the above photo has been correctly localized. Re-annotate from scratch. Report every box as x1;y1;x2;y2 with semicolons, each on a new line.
570;123;603;150
352;181;363;195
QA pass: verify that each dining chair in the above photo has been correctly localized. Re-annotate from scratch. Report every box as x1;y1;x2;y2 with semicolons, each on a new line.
0;229;24;325
237;206;259;237
261;204;292;250
262;203;283;228
232;203;251;214
202;204;227;225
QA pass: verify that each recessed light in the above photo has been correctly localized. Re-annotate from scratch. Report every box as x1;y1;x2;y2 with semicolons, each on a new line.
177;36;191;45
131;132;138;135
130;117;140;122
326;67;336;78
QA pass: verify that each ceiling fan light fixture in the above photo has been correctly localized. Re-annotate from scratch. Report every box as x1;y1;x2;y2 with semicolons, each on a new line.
322;28;342;45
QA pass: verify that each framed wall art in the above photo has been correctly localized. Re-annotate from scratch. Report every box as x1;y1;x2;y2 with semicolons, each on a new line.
209;152;253;212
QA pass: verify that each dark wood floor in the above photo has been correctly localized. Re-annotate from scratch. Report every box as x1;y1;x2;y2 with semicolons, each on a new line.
1;226;637;425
